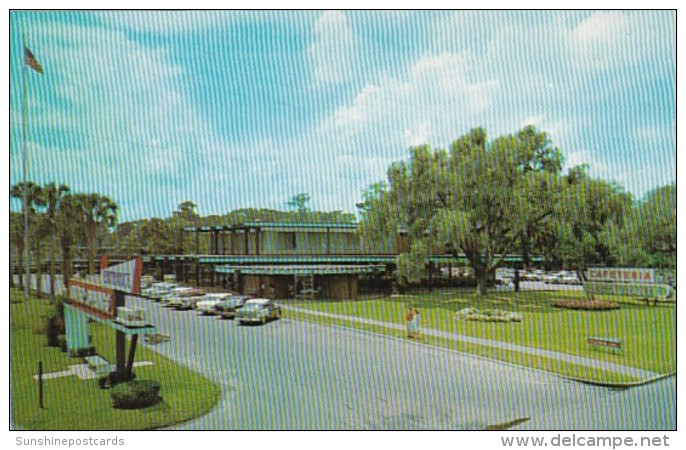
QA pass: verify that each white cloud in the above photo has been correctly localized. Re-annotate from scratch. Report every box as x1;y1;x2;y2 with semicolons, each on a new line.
11;20;233;220
567;11;675;70
308;11;356;84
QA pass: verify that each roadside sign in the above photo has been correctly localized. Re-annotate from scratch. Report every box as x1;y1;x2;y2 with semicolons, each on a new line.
586;268;656;284
100;257;143;294
584;267;675;302
68;279;116;319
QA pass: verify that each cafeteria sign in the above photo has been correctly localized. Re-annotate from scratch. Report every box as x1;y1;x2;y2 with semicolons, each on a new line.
67;257;143;319
584;268;674;302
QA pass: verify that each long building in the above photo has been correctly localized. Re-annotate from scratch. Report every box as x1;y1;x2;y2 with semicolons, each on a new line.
145;221;537;300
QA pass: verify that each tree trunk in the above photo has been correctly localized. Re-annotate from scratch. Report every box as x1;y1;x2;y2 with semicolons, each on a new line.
10;247;15;288
88;239;96;275
49;233;57;298
576;269;592;300
63;247;73;288
476;267;490;297
16;246;24;289
34;244;43;297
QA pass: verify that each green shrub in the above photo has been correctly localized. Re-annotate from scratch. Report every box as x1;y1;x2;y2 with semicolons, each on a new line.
110;380;161;409
45;316;64;347
57;334;67;352
10;290;25;304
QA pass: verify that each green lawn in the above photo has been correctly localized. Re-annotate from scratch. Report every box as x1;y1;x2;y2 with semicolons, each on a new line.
288;288;676;383
10;289;221;430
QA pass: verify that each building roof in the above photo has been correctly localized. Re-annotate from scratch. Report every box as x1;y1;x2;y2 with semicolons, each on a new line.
214;264;386;275
183;222;358;233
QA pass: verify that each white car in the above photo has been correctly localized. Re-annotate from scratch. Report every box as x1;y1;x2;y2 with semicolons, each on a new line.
176;291;207;310
144;282;177;300
162;287;196;306
196;293;234;315
235;298;282;325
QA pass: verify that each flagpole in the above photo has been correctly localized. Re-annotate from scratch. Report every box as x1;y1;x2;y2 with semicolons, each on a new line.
22;32;30;298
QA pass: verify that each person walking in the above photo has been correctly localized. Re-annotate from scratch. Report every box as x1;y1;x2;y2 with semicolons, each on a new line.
412;308;421;340
406;307;415;338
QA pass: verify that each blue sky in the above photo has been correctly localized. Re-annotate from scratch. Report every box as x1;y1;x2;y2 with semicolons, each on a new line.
9;11;675;222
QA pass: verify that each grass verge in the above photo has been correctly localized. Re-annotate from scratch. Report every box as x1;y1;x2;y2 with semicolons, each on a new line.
286;289;675;384
11;289;221;430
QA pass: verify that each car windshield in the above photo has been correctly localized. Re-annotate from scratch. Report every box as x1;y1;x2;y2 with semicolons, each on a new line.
241;303;262;311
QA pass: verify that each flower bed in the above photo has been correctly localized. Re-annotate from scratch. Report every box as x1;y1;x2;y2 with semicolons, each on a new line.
552;299;619;311
454;308;523;323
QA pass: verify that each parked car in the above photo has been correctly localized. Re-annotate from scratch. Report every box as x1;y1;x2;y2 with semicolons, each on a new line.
162;287;198;306
550;271;580;285
144;282;177;301
215;295;252;319
196;293;234;315
175;290;206;310
236;298;282;325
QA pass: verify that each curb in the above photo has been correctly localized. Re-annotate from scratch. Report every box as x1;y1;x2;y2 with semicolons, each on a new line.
564;372;675;389
287;309;664;388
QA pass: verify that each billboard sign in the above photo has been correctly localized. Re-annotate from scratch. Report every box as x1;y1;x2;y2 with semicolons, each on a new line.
67;257;143;319
99;257;143;294
585;268;655;284
584;267;675;301
68;279;116;319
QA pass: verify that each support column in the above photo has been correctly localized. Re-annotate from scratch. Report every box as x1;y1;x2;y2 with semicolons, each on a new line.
113;290;127;376
125;334;138;381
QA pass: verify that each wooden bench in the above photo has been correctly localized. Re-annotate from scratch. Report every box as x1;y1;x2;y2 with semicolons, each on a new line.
587;336;622;352
85;355;113;376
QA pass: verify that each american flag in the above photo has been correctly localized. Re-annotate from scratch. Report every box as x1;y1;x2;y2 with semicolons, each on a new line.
24;47;43;74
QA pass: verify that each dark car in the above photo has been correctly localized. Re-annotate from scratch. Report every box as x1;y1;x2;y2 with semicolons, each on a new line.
215;295;251;319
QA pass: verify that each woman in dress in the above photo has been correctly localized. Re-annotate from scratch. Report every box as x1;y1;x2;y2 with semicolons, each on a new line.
412;308;421;339
406;307;415;338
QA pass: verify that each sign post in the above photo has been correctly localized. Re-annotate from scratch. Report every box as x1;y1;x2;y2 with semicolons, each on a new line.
65;257;155;382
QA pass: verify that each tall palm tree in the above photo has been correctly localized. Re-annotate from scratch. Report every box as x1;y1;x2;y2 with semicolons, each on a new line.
56;194;82;286
43;182;70;297
10;182;45;294
73;194;119;274
10;212;24;288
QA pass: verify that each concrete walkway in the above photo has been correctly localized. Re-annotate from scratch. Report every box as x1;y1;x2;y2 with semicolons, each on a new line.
286;306;659;380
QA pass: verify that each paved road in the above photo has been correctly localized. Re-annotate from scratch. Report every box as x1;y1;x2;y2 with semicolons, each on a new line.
14;276;675;430
126;297;674;430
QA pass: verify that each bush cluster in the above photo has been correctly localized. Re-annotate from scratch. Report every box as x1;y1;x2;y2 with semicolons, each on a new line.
10;291;25;304
110;380;161;409
552;299;619;311
454;307;523;323
45;316;65;347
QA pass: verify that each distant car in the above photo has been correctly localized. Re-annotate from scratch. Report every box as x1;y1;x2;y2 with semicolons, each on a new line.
175;290;206;310
164;287;201;307
216;295;252;319
196;293;234;315
550;272;580;285
144;282;177;300
236;299;282;325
